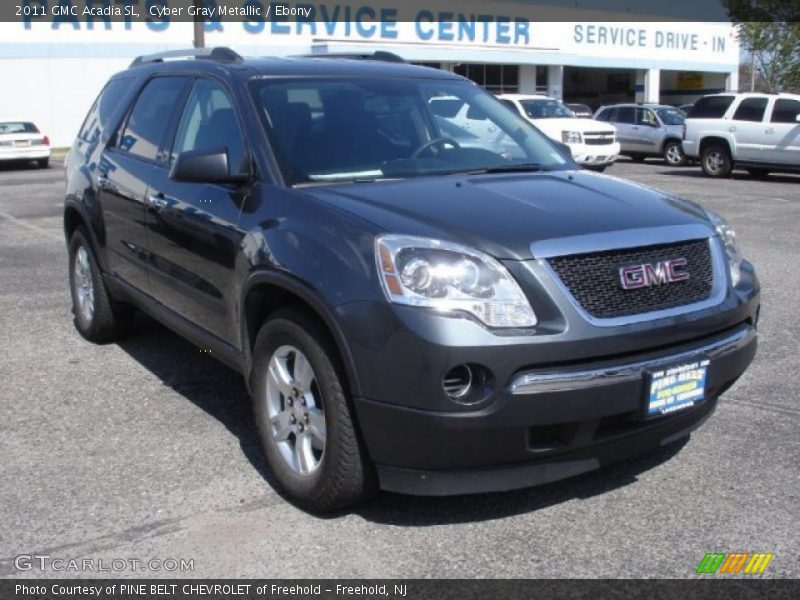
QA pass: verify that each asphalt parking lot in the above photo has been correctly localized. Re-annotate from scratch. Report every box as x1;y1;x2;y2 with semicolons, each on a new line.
0;157;798;579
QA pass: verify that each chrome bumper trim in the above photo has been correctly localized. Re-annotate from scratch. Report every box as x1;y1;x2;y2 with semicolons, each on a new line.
509;326;755;395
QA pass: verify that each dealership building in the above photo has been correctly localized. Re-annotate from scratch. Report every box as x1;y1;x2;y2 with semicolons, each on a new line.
0;1;740;146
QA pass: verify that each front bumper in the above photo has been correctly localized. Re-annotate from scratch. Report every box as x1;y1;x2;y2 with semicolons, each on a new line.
570;141;621;166
355;324;756;495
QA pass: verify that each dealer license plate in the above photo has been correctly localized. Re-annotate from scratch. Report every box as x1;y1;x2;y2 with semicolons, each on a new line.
14;140;29;147
645;359;709;418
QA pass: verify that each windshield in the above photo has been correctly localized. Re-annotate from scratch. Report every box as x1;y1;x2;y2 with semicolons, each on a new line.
519;99;575;119
0;122;39;134
249;78;572;185
655;108;685;126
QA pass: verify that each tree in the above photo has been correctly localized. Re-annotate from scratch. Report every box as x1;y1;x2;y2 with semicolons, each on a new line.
724;1;800;93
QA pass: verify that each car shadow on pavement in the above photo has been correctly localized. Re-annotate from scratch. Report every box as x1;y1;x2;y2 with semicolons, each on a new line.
657;169;800;183
118;312;690;523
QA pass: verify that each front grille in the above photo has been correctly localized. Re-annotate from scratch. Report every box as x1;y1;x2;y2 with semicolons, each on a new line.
583;131;615;146
548;239;714;319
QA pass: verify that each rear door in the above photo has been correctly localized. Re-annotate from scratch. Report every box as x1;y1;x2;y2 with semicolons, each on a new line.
764;97;800;165
634;108;662;152
729;97;769;161
145;77;251;345
97;75;191;294
612;107;637;150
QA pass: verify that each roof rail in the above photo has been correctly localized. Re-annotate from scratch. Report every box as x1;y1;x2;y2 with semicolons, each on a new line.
129;47;243;68
298;51;406;64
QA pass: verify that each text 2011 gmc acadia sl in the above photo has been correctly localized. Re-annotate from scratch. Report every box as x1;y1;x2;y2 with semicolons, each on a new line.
64;49;759;511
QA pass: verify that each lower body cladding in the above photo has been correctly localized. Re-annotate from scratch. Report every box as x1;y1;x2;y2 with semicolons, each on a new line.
345;309;757;495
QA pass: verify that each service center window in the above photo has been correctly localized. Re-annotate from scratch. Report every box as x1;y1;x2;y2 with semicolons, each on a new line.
172;79;248;175
732;98;768;122
453;63;519;93
119;77;188;162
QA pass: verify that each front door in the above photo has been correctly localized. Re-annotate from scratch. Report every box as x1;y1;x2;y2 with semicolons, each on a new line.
729;97;769;162
145;77;251;345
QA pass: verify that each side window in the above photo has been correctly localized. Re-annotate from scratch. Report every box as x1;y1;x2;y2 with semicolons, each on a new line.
688;95;735;119
171;79;248;175
616;107;635;124
770;99;800;124
78;78;132;142
636;109;657;125
119;77;188;162
732;98;768;122
595;108;613;122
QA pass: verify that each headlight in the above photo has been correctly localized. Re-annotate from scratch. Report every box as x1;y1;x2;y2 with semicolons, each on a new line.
375;235;537;328
561;131;582;144
706;210;742;286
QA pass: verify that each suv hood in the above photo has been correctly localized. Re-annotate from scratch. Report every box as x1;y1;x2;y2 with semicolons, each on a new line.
302;170;711;260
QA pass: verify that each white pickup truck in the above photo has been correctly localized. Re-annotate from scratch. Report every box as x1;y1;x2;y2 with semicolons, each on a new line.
682;92;800;178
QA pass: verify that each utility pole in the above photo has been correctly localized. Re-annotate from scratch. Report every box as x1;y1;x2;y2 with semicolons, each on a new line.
193;0;205;48
750;51;756;92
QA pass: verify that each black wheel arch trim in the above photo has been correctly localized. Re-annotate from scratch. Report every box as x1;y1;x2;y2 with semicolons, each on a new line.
239;270;362;398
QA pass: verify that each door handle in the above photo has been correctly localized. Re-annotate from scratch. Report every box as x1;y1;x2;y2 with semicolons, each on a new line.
728;126;737;132
765;128;775;134
147;192;169;210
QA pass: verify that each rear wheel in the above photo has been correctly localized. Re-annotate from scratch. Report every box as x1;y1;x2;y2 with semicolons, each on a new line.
252;308;376;511
701;144;732;178
37;158;49;169
747;168;770;179
663;140;686;166
69;228;133;343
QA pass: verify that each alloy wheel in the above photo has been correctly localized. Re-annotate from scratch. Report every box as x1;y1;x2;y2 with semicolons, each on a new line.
264;345;326;475
73;246;95;323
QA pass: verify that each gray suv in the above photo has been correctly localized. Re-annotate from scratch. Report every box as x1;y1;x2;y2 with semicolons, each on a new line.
595;103;687;166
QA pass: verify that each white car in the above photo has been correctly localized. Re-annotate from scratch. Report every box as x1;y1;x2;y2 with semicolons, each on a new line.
498;94;620;171
682;92;800;178
0;121;51;168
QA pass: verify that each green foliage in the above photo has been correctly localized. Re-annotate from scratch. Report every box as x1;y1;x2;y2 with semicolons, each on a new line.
723;1;800;93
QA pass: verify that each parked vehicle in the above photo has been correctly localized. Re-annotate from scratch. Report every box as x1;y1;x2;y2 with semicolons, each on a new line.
566;103;594;118
678;103;694;117
65;48;759;511
498;94;620;171
594;103;687;166
0;120;50;168
682;92;800;178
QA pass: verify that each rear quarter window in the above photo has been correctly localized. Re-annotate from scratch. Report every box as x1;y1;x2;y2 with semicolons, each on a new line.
78;78;134;142
688;96;735;119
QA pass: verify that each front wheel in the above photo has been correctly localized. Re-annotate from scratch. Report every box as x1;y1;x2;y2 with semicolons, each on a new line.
663;140;686;166
701;144;732;177
37;158;50;169
252;309;376;511
586;165;606;173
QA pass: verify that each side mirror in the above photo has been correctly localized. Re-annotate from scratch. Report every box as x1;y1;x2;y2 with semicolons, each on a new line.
795;114;800;123
170;148;249;184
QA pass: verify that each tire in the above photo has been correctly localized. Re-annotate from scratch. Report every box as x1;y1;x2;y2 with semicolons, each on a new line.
663;140;686;166
68;227;133;343
747;168;770;179
701;144;732;177
38;158;50;169
586;165;606;173
251;308;376;512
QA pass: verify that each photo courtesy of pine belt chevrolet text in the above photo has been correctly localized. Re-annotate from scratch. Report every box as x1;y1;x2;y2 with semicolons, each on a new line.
63;48;760;511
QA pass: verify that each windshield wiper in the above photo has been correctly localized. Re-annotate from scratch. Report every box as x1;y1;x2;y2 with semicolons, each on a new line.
463;163;551;175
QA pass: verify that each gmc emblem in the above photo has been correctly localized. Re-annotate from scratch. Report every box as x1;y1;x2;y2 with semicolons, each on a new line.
619;258;690;290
